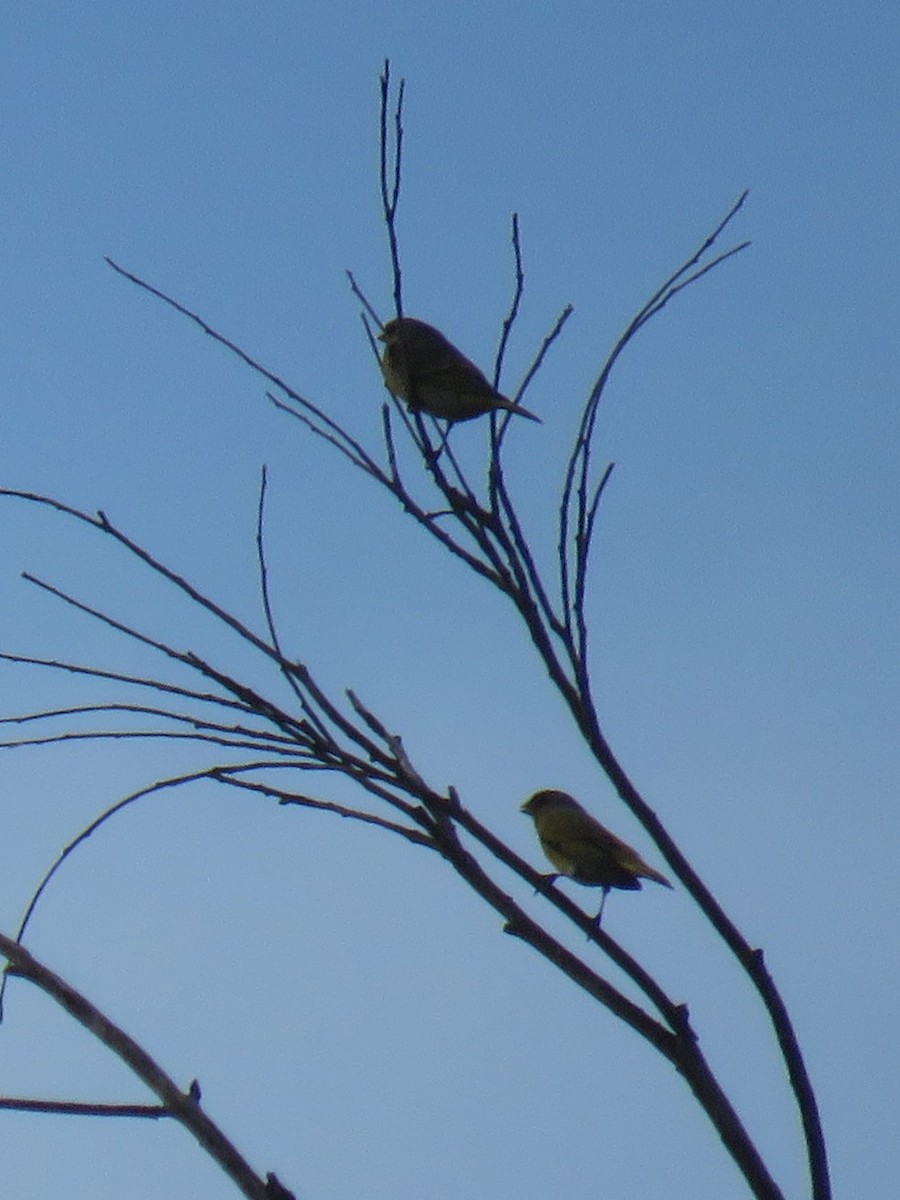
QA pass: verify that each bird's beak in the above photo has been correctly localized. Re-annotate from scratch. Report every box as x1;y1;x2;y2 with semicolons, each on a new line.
376;329;386;342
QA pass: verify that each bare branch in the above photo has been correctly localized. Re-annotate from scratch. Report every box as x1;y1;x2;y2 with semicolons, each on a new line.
15;571;312;753
379;60;405;316
0;933;295;1200
0;761;299;1020
0;728;303;755
515;303;574;405
494;211;525;388
345;270;384;330
0;651;262;716
103;259;385;482
0;1097;169;1118
254;467;331;742
559;195;750;646
0;702;296;746
3;159;829;1200
212;775;436;850
572;459;615;670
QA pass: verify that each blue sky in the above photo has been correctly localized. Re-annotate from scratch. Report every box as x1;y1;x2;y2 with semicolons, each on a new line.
1;3;898;1198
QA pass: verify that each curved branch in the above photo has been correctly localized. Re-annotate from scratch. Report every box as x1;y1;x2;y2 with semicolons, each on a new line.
0;761;298;1019
570;707;828;1200
559;193;750;649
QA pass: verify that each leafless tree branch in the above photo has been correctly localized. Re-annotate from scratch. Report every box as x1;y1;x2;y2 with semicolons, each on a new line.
0;68;829;1200
0;933;296;1200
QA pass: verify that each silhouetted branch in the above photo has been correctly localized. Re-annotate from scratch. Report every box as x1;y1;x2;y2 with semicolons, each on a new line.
0;933;296;1200
345;269;384;330
212;775;436;850
0;762;296;1018
0;1097;169;1118
0;702;293;745
560;193;750;637
5;82;828;1200
493;211;525;390
0;651;262;715
1;476;792;1199
379;60;405;317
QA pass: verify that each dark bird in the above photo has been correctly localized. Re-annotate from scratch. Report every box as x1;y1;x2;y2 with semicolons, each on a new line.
378;317;541;423
521;789;672;924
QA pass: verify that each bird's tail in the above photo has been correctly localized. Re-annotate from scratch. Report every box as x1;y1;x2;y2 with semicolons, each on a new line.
498;397;542;423
641;865;674;889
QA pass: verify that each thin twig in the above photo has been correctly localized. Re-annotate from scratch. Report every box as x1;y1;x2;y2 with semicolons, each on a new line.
253;467;330;742
0;651;261;715
104;258;385;481
345;271;384;330
212;775;435;850
0;1097;170;1118
495;212;525;387
0;761;299;1018
379;60;405;316
0;702;295;744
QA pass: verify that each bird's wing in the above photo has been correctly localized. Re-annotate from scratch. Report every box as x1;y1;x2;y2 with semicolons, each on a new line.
420;353;497;396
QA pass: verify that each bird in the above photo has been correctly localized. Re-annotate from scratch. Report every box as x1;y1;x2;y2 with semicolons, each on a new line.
378;317;541;424
521;789;672;925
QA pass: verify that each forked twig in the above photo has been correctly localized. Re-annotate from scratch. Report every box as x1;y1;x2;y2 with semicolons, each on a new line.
0;933;295;1200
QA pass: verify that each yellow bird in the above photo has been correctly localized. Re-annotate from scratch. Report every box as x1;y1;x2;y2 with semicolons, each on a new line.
521;789;672;924
378;317;541;424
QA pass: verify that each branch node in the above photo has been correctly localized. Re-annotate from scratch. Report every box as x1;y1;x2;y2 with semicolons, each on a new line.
265;1172;297;1200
